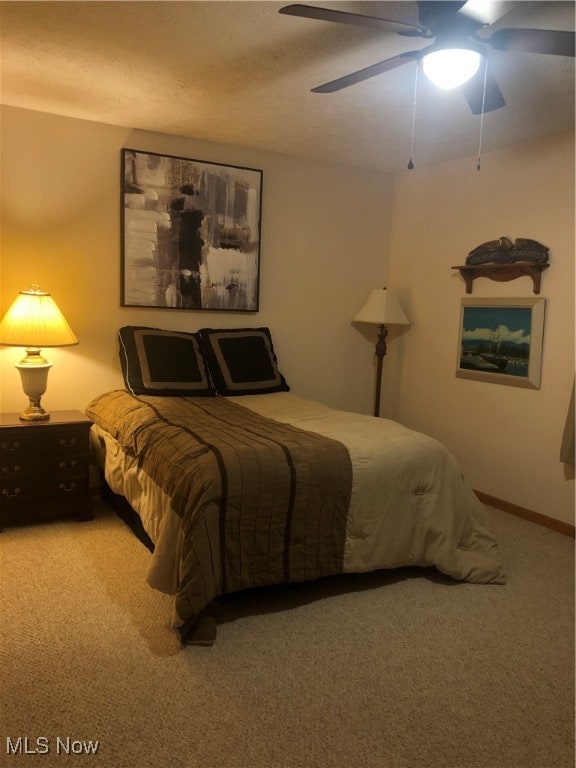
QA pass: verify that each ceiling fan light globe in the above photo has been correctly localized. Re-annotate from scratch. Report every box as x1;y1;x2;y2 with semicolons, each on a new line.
422;48;482;89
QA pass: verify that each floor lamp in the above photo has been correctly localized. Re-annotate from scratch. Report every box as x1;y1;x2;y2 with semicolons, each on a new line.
354;288;409;417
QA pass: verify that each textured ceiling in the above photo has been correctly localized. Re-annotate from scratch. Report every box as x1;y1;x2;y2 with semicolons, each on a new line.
0;1;574;173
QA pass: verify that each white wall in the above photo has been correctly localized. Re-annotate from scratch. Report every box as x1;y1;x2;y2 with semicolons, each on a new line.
386;132;575;525
0;105;394;417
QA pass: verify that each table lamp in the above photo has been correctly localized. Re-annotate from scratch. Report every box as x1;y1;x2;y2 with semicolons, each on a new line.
0;284;78;421
354;288;409;417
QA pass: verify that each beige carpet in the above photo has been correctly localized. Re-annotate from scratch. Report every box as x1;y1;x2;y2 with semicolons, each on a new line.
0;499;573;768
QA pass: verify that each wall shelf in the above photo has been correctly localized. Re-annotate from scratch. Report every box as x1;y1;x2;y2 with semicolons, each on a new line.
451;263;549;294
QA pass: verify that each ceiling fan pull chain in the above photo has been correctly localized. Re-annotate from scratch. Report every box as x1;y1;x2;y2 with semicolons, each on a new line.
407;62;420;170
476;58;489;171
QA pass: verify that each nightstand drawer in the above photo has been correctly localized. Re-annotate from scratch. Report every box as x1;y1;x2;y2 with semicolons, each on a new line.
1;474;88;503
1;454;89;478
0;426;88;457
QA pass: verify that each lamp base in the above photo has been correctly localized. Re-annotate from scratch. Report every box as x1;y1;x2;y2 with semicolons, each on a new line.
16;355;52;422
19;404;50;421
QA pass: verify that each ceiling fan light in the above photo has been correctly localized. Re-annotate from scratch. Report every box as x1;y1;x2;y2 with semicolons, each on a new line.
422;48;482;89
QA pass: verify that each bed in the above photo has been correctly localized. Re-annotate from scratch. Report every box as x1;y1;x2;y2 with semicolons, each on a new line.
86;325;505;645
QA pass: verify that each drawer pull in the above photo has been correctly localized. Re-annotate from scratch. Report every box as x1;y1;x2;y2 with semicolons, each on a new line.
1;465;21;475
59;437;77;448
58;460;77;470
1;441;20;452
59;481;77;493
2;487;21;498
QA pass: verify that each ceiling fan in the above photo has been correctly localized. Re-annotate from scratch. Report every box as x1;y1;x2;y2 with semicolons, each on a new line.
279;1;575;113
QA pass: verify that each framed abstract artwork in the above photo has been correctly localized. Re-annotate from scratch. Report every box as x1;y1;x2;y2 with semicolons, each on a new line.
121;149;262;311
456;297;546;389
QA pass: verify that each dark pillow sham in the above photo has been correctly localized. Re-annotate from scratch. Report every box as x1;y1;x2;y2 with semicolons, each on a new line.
118;326;214;397
198;327;290;396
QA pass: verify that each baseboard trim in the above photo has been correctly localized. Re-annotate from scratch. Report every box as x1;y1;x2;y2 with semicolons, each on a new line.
474;490;575;538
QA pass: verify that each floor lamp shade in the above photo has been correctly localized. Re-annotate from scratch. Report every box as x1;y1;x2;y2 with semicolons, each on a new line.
0;284;78;421
354;288;409;417
353;288;409;327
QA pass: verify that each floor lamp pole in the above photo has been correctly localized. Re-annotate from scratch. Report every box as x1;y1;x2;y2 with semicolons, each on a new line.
373;324;388;418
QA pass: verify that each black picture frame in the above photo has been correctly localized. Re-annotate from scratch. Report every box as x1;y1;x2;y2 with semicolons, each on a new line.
121;148;262;311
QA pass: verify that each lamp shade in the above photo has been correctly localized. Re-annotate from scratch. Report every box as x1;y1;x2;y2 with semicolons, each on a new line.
354;288;409;327
0;285;78;348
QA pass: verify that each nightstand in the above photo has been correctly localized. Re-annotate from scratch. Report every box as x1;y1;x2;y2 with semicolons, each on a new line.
0;410;93;529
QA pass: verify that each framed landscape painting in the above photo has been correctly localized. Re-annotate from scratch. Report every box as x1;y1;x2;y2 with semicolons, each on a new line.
456;298;546;389
121;148;262;311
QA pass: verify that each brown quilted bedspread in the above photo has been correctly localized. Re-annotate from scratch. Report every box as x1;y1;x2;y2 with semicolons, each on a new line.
86;390;352;641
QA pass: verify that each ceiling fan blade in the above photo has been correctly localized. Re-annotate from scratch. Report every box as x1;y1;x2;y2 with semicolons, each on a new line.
311;51;420;93
461;64;506;113
279;4;427;34
488;28;575;56
458;0;512;27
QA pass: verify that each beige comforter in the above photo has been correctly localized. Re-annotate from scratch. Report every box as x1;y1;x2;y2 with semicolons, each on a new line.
88;391;505;643
229;393;505;582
